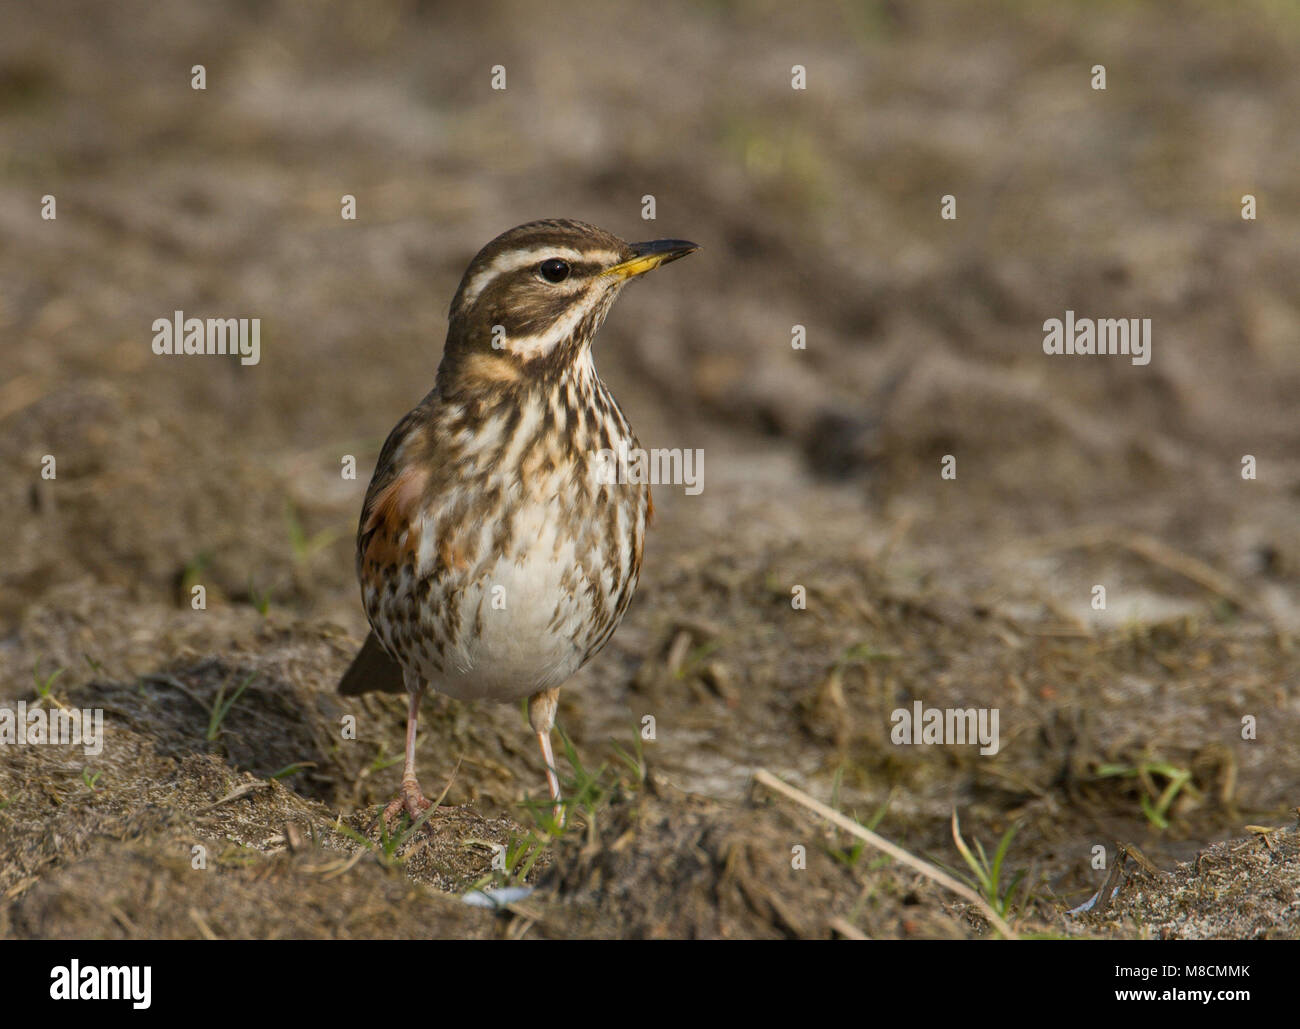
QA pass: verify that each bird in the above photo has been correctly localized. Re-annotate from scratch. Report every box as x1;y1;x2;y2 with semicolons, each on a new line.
338;218;698;829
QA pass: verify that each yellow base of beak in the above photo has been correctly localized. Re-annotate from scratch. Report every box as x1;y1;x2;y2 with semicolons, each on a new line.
602;240;700;280
603;253;674;280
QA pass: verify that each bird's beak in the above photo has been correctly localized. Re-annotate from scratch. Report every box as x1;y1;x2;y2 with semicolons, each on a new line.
603;239;700;280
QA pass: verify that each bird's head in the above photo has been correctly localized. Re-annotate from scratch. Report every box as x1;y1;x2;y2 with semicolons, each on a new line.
438;219;698;392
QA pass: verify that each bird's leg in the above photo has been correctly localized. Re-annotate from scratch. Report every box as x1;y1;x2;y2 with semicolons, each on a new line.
527;687;564;827
382;676;435;831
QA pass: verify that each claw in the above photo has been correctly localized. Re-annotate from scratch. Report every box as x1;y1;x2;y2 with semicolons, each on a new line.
382;776;434;833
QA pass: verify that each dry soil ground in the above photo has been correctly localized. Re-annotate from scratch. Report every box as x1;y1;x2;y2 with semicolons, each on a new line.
1;0;1298;939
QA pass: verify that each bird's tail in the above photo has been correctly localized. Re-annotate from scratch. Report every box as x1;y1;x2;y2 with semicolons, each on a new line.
338;630;407;695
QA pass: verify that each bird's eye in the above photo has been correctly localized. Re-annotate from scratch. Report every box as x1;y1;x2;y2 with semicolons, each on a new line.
538;258;571;283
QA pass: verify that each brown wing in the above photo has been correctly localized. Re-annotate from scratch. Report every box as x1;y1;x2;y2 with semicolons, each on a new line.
344;392;438;695
355;398;435;581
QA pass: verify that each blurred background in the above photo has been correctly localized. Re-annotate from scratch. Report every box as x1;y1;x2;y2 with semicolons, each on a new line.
1;0;1298;938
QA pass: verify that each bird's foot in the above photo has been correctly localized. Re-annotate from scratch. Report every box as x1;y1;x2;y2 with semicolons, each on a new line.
381;777;435;834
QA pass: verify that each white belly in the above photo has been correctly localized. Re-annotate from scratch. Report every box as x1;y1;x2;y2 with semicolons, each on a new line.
405;487;636;703
363;388;647;704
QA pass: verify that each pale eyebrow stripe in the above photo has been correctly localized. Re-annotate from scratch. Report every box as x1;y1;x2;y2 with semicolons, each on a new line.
457;247;625;309
458;246;585;308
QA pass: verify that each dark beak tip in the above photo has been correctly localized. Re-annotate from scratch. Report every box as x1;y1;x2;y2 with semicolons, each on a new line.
630;238;701;259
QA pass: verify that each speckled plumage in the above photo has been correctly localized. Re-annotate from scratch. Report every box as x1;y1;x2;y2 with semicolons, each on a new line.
338;219;698;825
357;348;648;702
